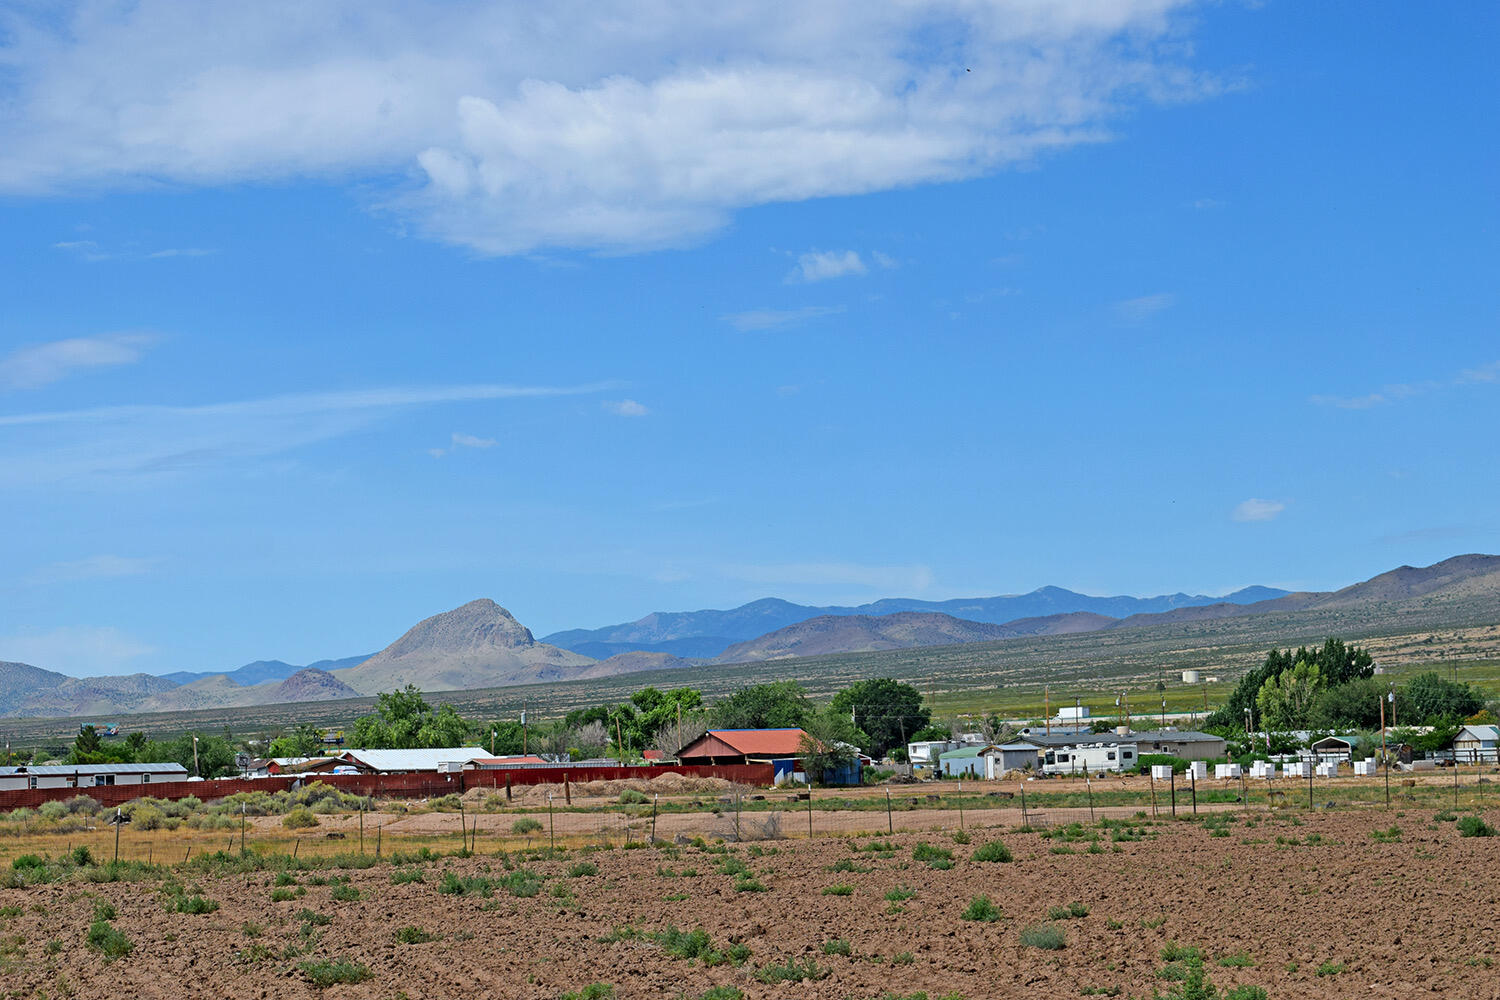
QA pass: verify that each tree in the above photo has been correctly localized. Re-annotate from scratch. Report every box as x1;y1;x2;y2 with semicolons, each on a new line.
1256;660;1325;731
1207;638;1375;729
712;681;811;730
799;710;867;785
1308;676;1405;729
1404;672;1484;722
267;723;325;758
829;679;930;759
349;685;472;749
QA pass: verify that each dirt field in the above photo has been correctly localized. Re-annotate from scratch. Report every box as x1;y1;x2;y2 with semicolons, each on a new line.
3;805;1499;999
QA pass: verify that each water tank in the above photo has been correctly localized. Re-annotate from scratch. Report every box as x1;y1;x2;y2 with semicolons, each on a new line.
1181;669;1200;684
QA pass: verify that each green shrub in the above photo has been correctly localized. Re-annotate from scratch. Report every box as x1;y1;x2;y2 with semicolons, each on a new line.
912;843;952;865
1019;924;1066;950
961;895;1001;922
560;985;614;1000
174;894;219;914
502;869;543;897
1316;961;1346;976
1224;986;1268;1000
85;919;132;959
283;807;319;830
822;884;854;896
10;855;44;872
567;862;598;878
270;887;300;903
329;883;361;902
618;790;650;805
971;840;1013;863
70;845;95;867
885;885;916;901
822;938;852;956
1457;815;1495;837
891;951;914;965
1160;942;1203;962
1217;952;1255;968
298;958;373;988
391;868;424;885
696;989;744;1000
396;925;435;944
756;956;828;983
512;817;544;835
437;872;495;897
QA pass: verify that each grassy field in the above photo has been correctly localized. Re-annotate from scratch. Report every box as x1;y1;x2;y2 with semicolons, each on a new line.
3;592;1499;749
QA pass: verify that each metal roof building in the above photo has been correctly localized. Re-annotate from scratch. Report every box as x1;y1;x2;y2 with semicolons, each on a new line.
336;747;494;773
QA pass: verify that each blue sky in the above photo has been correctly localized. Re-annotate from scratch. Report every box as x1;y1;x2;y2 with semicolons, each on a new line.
1;1;1496;676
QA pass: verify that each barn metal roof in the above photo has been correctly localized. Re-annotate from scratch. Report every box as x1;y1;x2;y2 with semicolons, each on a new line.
678;729;809;758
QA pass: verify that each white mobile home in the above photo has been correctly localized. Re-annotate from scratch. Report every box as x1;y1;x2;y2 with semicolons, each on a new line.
1041;742;1138;775
0;763;189;791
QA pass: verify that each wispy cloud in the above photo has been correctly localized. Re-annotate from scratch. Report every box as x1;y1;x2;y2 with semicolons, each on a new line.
0;625;155;676
1232;498;1286;523
603;399;649;417
0;333;156;390
788;250;867;283
0;381;613;486
26;555;159;586
1;4;1225;255
1310;359;1500;409
451;432;496;448
53;240;218;261
723;305;845;332
1114;292;1176;323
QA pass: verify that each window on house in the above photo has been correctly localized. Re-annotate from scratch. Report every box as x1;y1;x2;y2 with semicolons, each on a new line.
1056;753;1070;763
1122;750;1134;759
94;774;115;786
27;776;37;789
1107;751;1117;761
142;774;151;783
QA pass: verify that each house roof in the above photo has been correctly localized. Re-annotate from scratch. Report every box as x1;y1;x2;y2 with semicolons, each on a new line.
939;745;994;760
339;747;492;772
678;728;809;758
1459;725;1500;742
473;755;549;766
1310;735;1354;749
996;742;1043;752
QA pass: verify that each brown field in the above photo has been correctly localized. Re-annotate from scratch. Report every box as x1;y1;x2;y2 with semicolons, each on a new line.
3;782;1500;999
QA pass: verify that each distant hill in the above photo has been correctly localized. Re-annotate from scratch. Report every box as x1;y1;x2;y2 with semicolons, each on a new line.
544;586;1287;659
333;599;596;694
0;661;179;718
578;651;695;677
266;668;362;703
712;612;1020;664
161;654;371;688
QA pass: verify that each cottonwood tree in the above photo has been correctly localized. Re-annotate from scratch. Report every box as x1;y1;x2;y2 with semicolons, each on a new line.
829;679;930;759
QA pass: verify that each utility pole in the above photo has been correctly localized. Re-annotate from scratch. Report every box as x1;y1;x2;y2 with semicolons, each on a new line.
616;715;626;766
677;701;683;756
1045;687;1050;735
521;701;528;755
490;728;496;756
192;735;200;778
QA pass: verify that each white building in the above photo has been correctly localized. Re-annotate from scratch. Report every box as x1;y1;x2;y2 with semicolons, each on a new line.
334;747;494;773
0;762;188;791
1455;725;1500;763
1040;742;1139;775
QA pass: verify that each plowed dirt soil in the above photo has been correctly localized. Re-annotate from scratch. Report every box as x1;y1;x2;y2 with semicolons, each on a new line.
4;807;1497;999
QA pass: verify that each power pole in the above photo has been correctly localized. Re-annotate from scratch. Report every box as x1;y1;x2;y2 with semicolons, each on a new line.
521;701;528;755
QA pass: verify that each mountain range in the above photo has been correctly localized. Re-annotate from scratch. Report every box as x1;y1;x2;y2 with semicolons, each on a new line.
3;555;1497;719
539;586;1287;659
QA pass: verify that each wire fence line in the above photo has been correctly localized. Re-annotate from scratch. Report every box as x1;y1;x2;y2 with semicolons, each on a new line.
5;765;1498;865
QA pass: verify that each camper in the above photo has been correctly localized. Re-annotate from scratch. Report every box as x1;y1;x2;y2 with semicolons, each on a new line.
1041;741;1137;775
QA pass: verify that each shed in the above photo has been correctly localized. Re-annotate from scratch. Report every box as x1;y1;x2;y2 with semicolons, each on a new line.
991;742;1044;777
1308;735;1354;762
937;745;992;779
1455;725;1500;763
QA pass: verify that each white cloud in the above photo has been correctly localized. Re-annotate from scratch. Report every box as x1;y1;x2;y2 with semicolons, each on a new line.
788;250;866;283
1113;292;1176;323
0;333;156;389
26;555;159;586
0;625;155;676
723;305;845;332
0;2;1222;255
0;381;612;486
450;432;497;448
1232;498;1285;523
603;399;649;417
53;241;218;261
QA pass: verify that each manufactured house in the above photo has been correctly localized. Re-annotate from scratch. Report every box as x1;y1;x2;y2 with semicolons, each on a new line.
333;747;495;774
0;762;188;791
1126;730;1226;762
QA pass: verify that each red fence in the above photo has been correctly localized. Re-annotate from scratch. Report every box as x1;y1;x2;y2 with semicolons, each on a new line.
0;763;775;811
